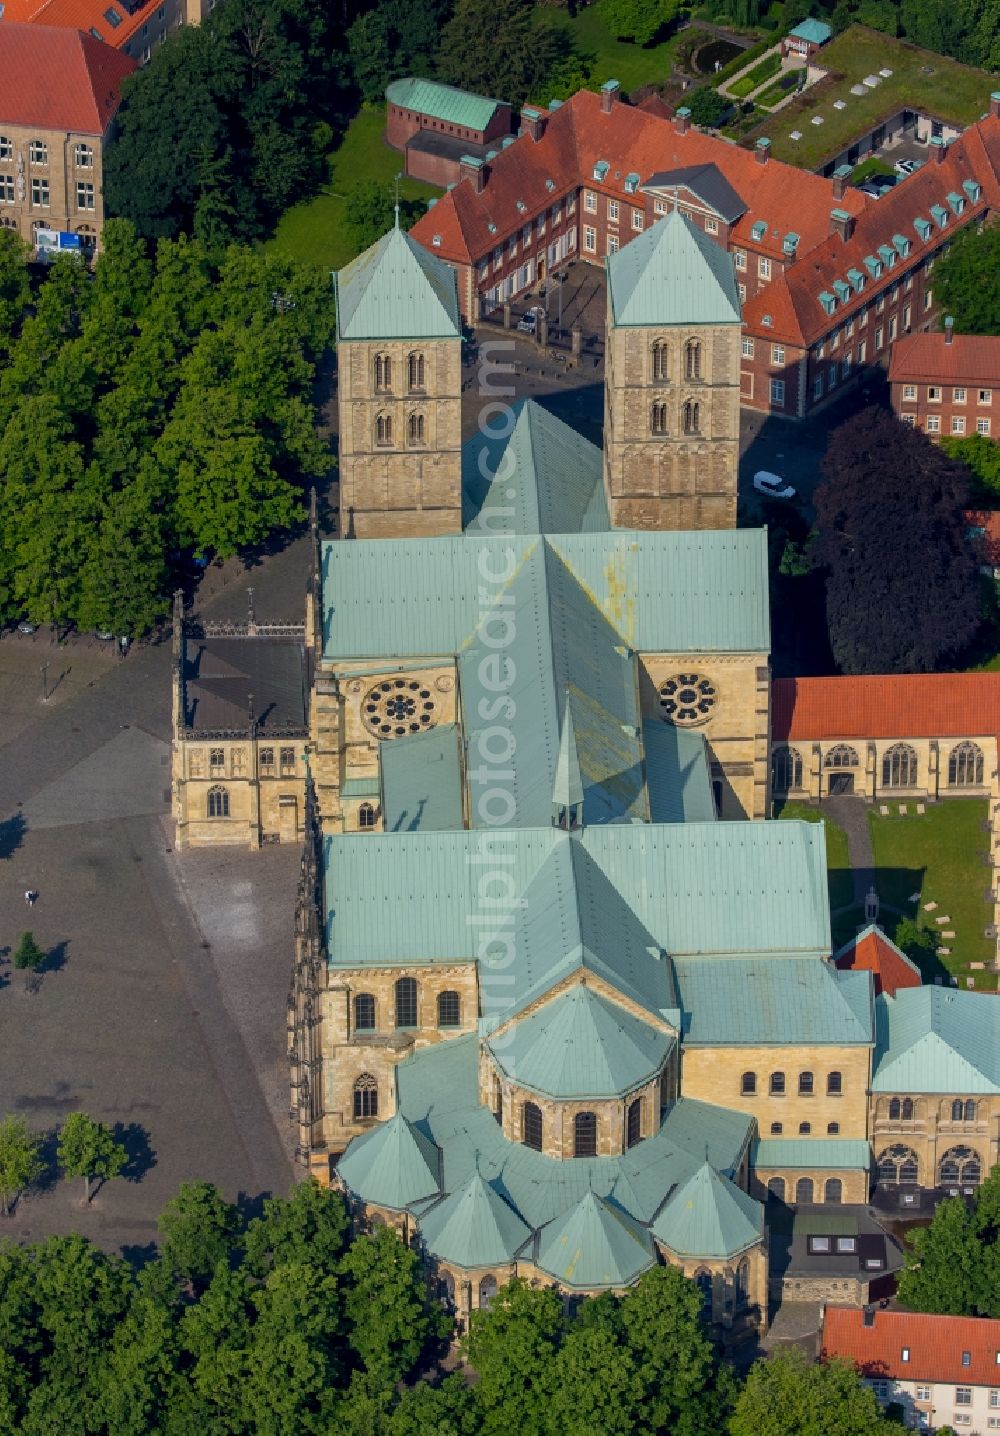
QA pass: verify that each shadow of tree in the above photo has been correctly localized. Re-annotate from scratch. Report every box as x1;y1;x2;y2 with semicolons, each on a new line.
41;940;69;975
32;1127;62;1195
0;813;26;861
121;1241;159;1273
235;1189;272;1227
113;1122;157;1184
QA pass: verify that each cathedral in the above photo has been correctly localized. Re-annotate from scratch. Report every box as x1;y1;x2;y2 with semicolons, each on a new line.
286;212;1000;1338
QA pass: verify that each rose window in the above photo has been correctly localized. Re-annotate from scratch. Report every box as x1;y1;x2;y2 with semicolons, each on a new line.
363;679;436;738
659;672;718;726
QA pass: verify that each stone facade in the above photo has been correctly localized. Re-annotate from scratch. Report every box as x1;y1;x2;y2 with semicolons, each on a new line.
603;323;740;531
336;338;462;538
870;1091;1000;1195
1;121;109;253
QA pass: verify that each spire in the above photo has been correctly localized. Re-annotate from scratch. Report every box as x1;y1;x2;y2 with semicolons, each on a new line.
394;171;402;230
553;694;584;830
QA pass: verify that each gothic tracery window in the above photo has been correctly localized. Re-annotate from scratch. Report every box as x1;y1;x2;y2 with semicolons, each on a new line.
207;786;229;818
772;745;803;792
362;679;436;738
949;741;983;787
882;743;918;788
658;672;717;726
353;1073;378;1119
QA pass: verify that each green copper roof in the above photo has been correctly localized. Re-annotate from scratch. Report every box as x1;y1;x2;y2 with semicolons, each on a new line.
872;987;1000;1094
491;985;674;1099
752;1138;872;1170
386;77;502;133
552;703;584;813
336;1111;441;1210
789;17;831;42
535;1190;655;1290
653;1161;762;1259
419;1170;531;1269
463;400;609;535
381;724;465;832
334;225;461;342
674;958;872;1046
606;210;742;328
643;722;716;824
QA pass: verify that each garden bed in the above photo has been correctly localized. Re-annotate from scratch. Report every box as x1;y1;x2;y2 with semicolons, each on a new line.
728;49;781;97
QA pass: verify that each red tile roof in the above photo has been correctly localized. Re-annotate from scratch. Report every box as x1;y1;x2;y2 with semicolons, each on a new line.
772;673;1000;742
822;1305;1000;1386
410;87;869;266
1;0;152;50
746;118;1000;346
0;22;135;132
834;925;922;997
890;331;1000;386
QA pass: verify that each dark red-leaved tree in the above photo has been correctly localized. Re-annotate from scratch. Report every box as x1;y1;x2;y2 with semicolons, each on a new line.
813;408;981;674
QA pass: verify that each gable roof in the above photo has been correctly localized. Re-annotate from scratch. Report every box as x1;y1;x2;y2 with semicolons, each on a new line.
890;331;1000;386
334;225;461;342
535;1190;656;1289
652;1161;763;1258
1;0;147;52
0;22;135;133
834;924;921;997
418;1169;531;1268
752;1138;872;1169
789;18;831;42
181;635;307;734
336;1111;441;1210
673;958;872;1046
822;1305;1000;1386
773;673;1000;741
872;986;1000;1093
386;77;502;133
606;209;742;328
641;164;746;223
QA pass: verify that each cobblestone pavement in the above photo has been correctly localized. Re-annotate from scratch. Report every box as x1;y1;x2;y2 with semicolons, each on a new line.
0;635;118;750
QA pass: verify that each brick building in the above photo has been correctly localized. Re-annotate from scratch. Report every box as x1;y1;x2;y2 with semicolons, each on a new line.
890;323;1000;440
408;82;1000;418
0;22;134;254
1;0;211;62
386;77;513;189
781;17;832;57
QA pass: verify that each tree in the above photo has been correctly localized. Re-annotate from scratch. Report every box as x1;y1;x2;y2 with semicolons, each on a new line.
598;0;681;43
12;932;45;972
242;1179;349;1279
544;1324;641;1435
57;1113;128;1204
348;0;452;102
463;1279;565;1435
941;432;1000;501
934;223;1000;336
0;1117;44;1217
730;1347;895;1436
344;182;424;251
896;1180;1000;1317
158;1182;240;1285
339;1224;450;1388
619;1265;731;1434
384;1374;477;1436
0;227;30;358
687;86;729;127
813;408;981;672
437;0;563;107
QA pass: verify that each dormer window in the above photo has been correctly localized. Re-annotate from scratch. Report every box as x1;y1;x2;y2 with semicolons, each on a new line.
833;279;851;303
963;179;981;203
819;291;837;316
931;204;948;228
593;160;609;182
914;217;931;242
545;178;555;191
751;220;767;242
878;243;896;269
893;233;910;258
783;232;800;256
516;198;526;213
947;191;965;216
762;314;772;327
864;255;882;279
847;267;865;292
432;234;442;247
624;171;639;194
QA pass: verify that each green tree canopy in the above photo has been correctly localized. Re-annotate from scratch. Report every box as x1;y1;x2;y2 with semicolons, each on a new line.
896;1167;1000;1317
598;0;681;43
0;1117;44;1218
12;933;45;973
437;0;564;107
729;1347;896;1436
935;224;1000;335
57;1114;128;1205
158;1182;240;1286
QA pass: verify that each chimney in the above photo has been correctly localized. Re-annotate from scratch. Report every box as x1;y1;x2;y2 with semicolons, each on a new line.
929;136;946;164
862;1306;876;1328
755;137;771;166
832;163;853;201
830;207;855;242
459;154;487;193
674;106;691;136
945;314;955;344
991;90;1000;119
601;79;620;114
520;107;545;142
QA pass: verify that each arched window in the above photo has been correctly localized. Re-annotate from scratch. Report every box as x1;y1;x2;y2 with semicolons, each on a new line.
354;993;376;1031
952;1098;965;1122
207;786;229;818
437;990;461;1028
770;1071;785;1095
882;743;918;788
438;1270;456;1309
353;1073;378;1120
374;353;392;391
375;412;393;447
889;1097;901;1121
522;1102;542;1151
684;339;702;381
964;1099;977;1121
479;1274;497;1310
799;1071;814;1096
948;741;983;787
902;1098;914;1120
767;1176;785;1202
771;745;803;792
798;1122;811;1135
877;1145;919;1185
407;411;426;446
650;401;668;435
825;1178;842;1204
741;1071;756;1095
626;1097;642;1149
825;744;859;769
735;1259;750;1306
407;351;425;391
682;400;700;435
574;1112;597;1158
770;1122;783;1134
493;1079;503;1127
359;802;376;829
652;340;668;382
827;1122;840;1134
827;1071;842;1095
795;1177;814;1204
694;1269;713;1313
394;976;417;1028
939;1146;981;1186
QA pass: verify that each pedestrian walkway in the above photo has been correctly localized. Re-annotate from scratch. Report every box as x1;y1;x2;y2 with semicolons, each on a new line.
825;795;875;906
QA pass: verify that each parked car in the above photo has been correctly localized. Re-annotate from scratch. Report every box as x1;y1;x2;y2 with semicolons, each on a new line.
16;621;36;634
516;305;545;334
894;158;925;177
753;470;797;499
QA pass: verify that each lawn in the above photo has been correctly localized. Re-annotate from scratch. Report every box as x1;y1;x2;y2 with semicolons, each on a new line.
776;801;854;911
747;25;996;168
868;799;995;987
729;49;781;98
754;72;801;109
850;154;895;183
533;7;684;93
267;107;440;273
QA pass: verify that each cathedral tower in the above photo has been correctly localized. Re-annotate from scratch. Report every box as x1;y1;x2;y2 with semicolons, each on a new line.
603;210;741;531
334;225;463;538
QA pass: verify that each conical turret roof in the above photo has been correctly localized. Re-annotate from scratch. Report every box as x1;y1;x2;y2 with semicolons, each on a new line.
652;1160;762;1259
536;1189;655;1289
606;209;742;328
419;1170;531;1268
337;1110;441;1210
335;225;461;341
